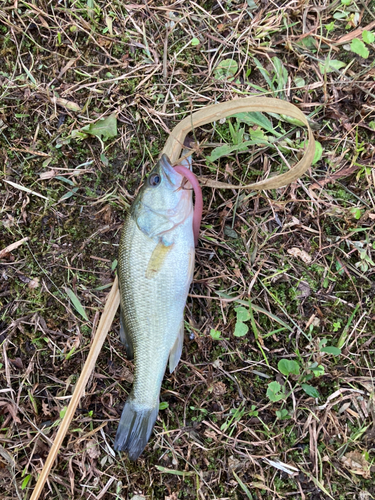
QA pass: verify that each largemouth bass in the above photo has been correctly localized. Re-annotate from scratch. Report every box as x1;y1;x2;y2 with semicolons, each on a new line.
114;153;202;460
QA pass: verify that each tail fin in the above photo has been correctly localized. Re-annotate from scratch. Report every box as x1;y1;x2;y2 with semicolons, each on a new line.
114;397;159;460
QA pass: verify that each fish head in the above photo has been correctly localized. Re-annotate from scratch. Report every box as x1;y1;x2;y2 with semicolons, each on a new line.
131;154;193;242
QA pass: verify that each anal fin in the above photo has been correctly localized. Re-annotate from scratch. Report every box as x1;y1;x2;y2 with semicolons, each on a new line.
169;321;184;373
120;309;134;360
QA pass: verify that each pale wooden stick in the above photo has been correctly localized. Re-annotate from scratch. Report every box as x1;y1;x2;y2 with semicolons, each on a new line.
31;96;314;499
30;276;120;500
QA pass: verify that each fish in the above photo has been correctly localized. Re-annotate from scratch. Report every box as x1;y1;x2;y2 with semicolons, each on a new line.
114;152;202;460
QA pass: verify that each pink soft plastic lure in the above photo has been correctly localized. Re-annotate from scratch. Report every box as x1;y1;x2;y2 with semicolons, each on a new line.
174;164;202;246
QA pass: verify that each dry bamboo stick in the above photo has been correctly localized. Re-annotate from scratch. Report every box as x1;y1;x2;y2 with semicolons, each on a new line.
30;96;314;499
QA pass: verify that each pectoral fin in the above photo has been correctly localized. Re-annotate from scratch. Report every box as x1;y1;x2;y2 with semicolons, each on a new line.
169;321;184;373
120;309;134;360
145;241;174;279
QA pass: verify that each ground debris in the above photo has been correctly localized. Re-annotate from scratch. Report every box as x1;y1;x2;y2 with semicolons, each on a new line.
287;247;312;264
1;1;374;498
341;451;371;478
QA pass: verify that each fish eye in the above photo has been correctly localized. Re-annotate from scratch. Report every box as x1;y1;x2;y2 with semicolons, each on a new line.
148;173;161;187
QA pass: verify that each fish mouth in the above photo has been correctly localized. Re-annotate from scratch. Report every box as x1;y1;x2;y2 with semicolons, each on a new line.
159;154;175;176
160;147;193;183
160;153;192;173
159;154;184;188
160;146;200;246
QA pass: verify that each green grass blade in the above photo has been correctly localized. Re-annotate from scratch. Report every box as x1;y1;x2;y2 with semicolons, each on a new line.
337;303;360;348
252;57;274;91
155;466;195;477
232;470;253;499
65;287;89;321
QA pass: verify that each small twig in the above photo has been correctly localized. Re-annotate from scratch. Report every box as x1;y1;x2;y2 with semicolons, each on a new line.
0;237;29;259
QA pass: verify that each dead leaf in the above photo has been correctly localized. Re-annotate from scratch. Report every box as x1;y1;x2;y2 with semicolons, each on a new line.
165;493;178;500
2;214;15;229
86;439;100;460
0;401;21;424
306;314;317;329
39;170;59;180
283;216;301;228
287;247;312;264
341;451;371;478
28;277;40;289
228;455;245;471
9;358;23;370
21;195;30;223
120;366;134;383
204;429;217;440
42;401;51;416
297;281;311;299
212;381;227;396
310;164;360;190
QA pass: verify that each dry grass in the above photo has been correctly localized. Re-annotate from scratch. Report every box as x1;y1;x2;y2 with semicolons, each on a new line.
1;1;375;499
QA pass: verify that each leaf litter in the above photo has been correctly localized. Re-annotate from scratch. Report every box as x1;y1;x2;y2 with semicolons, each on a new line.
0;1;374;499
